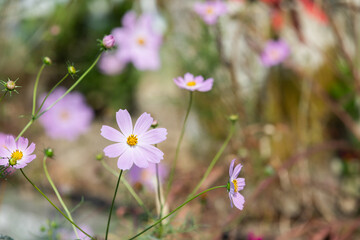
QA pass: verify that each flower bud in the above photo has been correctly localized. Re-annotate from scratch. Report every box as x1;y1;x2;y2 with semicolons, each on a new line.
68;65;76;75
151;120;158;129
96;153;104;161
44;148;54;158
228;114;239;123
102;35;115;49
9;158;17;166
6;80;16;91
43;57;52;65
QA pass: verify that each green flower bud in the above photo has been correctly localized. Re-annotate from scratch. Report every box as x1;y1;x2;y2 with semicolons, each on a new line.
43;57;52;65
6;81;16;91
68;65;76;75
228;114;239;123
44;148;54;158
96;153;104;161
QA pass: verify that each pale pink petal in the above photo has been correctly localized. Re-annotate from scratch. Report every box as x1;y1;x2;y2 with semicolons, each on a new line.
228;193;233;208
22;155;36;164
117;149;134;170
116;109;133;137
194;76;204;84
138;144;164;163
104;143;127;158
24;143;35;156
0;146;10;157
173;77;185;88
229;159;235;177
17;137;28;151
5;136;16;152
232;163;243;179
196;78;214;92
184;73;194;82
232;192;245;210
101;125;126;142
133;112;153;136
139;128;167;145
236;178;246;190
132;147;149;168
0;158;8;166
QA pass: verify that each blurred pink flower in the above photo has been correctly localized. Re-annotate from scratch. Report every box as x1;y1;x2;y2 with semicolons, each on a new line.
174;73;214;92
248;232;263;240
98;52;125;75
194;0;227;25
228;159;245;210
110;11;162;71
61;225;93;240
101;109;167;170
38;87;94;140
128;163;168;191
0;135;36;169
261;40;290;67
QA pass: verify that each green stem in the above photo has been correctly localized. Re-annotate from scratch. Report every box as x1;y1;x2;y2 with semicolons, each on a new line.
15;119;33;141
155;163;163;237
0;91;7;103
36;53;102;120
166;91;193;197
32;64;45;116
128;185;227;240
20;169;95;240
188;122;236;199
43;156;79;239
36;73;69;115
105;169;123;240
101;160;151;217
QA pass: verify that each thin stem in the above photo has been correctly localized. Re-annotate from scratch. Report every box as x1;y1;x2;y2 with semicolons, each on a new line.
32;64;45;116
128;185;227;240
36;53;102;120
0;91;7;103
101;160;151;217
188;122;236;199
15;119;33;141
43;156;79;239
166;91;193;197
20;169;95;240
155;163;163;237
36;73;69;115
105;169;123;240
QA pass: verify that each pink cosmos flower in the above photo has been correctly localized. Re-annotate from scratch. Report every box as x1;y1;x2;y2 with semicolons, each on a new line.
111;11;162;71
228;159;245;210
0;135;36;169
38;87;94;140
173;73;214;92
248;232;263;240
261;40;290;67
101;109;167;170
98;52;125;75
61;225;93;240
194;0;227;25
128;163;168;191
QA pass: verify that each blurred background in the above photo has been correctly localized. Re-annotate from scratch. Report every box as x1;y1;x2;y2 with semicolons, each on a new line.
0;0;360;239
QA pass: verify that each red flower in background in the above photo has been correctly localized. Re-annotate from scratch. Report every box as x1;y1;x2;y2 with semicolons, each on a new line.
300;0;328;24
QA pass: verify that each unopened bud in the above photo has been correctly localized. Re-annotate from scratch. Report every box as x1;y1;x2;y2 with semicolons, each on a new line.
68;65;76;75
9;158;17;166
228;114;239;123
44;148;54;158
151;120;158;128
102;35;115;49
43;57;52;65
6;80;16;91
96;153;104;161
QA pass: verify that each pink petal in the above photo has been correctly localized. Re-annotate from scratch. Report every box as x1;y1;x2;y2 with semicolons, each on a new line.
5;135;16;152
22;155;36;164
194;76;204;84
228;192;233;208
232;192;245;210
0;158;8;166
101;125;125;142
229;159;236;177
173;77;185;88
139;128;167;145
196;78;213;92
24;143;35;156
236;178;246;191
184;73;194;82
138;144;164;163
116;109;133;137
232;163;243;179
132;147;149;168
117;149;134;170
104;143;127;158
17;137;28;151
133;112;153;136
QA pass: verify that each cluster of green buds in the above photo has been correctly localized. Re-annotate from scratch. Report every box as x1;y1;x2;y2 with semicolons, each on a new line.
1;78;20;96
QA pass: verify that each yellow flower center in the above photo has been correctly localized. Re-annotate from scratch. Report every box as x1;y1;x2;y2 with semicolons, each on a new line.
127;134;138;146
10;150;23;165
60;110;70;120
186;81;196;87
137;37;146;46
232;179;238;192
206;6;214;15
